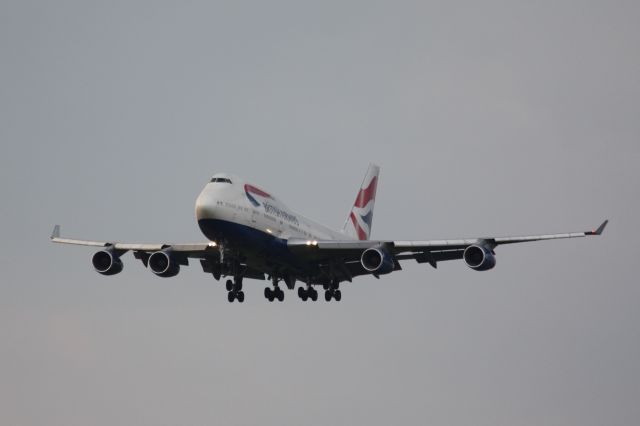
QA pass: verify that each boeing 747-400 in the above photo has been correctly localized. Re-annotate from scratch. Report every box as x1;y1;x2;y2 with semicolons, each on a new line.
51;165;607;303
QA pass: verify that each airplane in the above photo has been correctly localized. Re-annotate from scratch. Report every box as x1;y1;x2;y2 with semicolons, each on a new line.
51;164;608;303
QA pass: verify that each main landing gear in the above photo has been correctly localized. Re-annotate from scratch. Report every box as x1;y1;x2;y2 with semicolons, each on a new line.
323;280;342;302
298;285;318;302
226;277;244;303
264;276;284;302
264;286;284;302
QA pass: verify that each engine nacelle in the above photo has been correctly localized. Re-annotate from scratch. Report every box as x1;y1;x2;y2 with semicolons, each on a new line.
148;250;180;277
360;246;395;275
92;249;123;275
463;244;496;271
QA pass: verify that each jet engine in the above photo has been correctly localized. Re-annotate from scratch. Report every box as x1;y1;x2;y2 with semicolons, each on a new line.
148;250;180;277
463;244;496;271
360;246;395;275
92;249;123;275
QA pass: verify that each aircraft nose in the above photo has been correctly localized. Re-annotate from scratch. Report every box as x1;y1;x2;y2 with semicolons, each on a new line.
195;189;218;221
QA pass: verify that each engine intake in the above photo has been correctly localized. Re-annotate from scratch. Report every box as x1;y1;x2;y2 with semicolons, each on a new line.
92;249;123;275
360;246;395;275
148;250;180;277
463;244;496;271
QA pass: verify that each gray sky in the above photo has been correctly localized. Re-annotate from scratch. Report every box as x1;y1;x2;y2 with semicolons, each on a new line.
1;1;639;425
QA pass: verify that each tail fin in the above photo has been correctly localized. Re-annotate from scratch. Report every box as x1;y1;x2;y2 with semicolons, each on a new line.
342;164;380;240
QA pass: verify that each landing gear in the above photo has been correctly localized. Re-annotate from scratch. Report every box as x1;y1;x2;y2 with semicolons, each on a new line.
324;280;341;302
324;289;342;302
298;285;318;302
227;290;245;303
264;286;284;302
226;276;244;303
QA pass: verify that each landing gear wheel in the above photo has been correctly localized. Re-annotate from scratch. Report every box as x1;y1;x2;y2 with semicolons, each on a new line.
298;286;307;301
227;292;235;303
237;291;245;303
264;287;274;302
334;290;342;301
226;279;233;291
276;288;284;302
310;288;318;301
324;291;332;302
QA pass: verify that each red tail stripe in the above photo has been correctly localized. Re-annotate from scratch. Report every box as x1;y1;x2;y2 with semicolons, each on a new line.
354;176;378;208
350;212;368;240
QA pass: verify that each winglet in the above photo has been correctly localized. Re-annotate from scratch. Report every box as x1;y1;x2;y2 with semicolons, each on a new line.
51;225;60;240
587;220;608;236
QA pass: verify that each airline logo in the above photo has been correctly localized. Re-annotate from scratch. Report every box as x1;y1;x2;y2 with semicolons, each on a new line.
244;184;271;207
245;184;300;225
349;175;377;240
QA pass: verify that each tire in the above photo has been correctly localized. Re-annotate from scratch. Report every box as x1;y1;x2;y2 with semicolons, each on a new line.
226;280;233;291
237;291;245;303
264;287;272;300
298;286;305;299
310;289;318;302
324;291;332;302
277;289;284;302
334;290;342;301
227;292;235;303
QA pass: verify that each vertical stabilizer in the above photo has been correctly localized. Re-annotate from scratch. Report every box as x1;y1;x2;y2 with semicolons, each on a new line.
342;164;380;240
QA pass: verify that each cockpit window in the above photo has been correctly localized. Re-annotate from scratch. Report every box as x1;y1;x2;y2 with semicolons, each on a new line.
210;178;233;184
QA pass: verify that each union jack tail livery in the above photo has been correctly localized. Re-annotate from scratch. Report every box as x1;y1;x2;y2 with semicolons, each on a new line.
343;164;380;240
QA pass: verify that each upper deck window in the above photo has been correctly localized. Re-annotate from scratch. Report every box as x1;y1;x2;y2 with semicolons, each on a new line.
210;178;233;184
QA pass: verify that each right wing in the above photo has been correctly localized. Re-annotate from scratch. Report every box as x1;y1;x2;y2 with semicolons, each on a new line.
288;220;608;277
50;225;216;256
50;225;267;280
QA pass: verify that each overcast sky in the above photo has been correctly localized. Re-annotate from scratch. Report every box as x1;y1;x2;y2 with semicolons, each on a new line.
1;1;639;425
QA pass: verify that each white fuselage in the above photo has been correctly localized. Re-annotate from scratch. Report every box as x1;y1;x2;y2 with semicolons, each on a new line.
195;173;349;244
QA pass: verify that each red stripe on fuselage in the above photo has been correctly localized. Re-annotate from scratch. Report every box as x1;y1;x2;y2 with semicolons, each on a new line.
354;176;378;208
244;184;271;198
